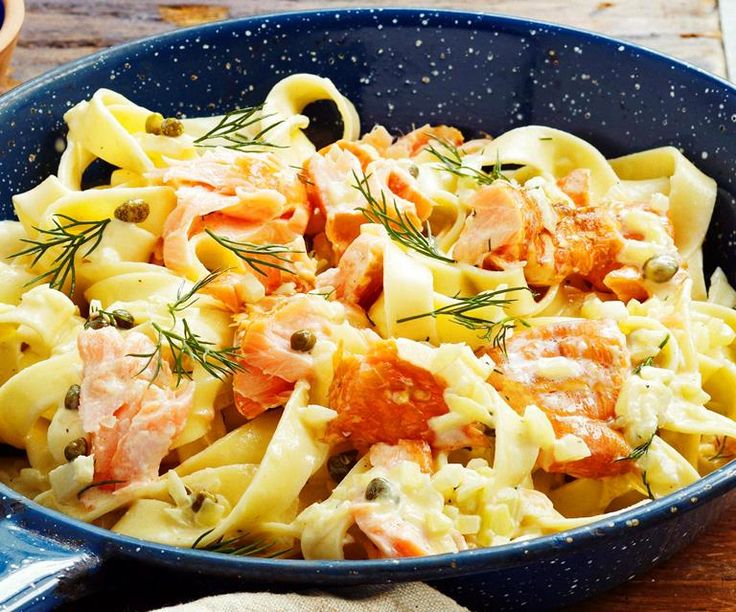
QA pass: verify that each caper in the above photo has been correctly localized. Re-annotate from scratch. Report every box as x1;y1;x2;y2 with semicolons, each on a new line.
643;254;679;283
365;477;397;502
191;490;217;513
327;450;359;483
145;112;165;135
64;384;81;410
160;117;184;137
64;437;88;462
111;309;135;330
114;199;150;224
84;314;109;330
408;164;419;179
290;329;316;352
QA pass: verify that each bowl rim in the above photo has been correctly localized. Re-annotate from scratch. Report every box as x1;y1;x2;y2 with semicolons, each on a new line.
1;6;736;579
0;0;24;52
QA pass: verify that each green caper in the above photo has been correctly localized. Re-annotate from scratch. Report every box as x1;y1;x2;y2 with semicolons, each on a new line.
365;477;397;502
64;437;88;462
160;117;184;137
290;329;317;352
327;450;359;483
114;199;150;224
191;490;217;512
145;112;165;135
643;254;679;283
408;164;419;179
84;314;109;330
64;384;81;411
111;309;135;330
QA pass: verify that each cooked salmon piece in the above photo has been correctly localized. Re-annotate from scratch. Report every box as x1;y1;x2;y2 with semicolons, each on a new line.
303;145;365;257
162;185;236;273
77;327;193;487
159;150;310;284
325;340;449;450
158;149;308;210
350;439;464;558
385;124;464;159
453;182;624;288
602;265;650;302
319;139;380;170
351;504;436;557
557;169;592;206
359;125;394;157
484;319;633;479
316;232;385;309
232;294;343;418
304;145;434;257
369;439;433;473
233;369;294;420
553;204;626;288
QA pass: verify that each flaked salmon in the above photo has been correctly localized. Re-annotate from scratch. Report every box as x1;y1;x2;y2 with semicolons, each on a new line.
316;231;385;309
485;319;634;479
77;327;193;487
232;293;343;418
325;340;449;450
453;181;625;288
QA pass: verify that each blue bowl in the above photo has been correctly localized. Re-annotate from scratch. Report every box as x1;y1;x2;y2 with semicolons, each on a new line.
1;8;735;611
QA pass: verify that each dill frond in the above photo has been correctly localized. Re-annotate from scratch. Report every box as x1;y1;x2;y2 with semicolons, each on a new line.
641;471;655;500
9;214;110;295
615;433;655;463
167;269;225;322
397;287;530;354
426;138;509;184
192;529;291;558
632;335;670;375
709;436;735;462
77;479;126;498
352;170;454;263
194;105;285;152
205;230;301;277
131;319;244;386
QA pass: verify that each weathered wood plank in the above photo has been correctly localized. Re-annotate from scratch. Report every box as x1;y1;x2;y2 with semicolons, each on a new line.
722;0;736;78
3;0;727;89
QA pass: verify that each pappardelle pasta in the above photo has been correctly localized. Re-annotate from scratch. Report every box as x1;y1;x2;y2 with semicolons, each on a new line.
1;73;735;560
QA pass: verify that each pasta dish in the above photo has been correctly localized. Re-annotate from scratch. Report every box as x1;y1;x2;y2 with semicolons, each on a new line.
0;74;734;559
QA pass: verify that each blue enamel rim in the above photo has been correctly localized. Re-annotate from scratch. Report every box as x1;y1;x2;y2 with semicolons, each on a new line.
1;7;736;581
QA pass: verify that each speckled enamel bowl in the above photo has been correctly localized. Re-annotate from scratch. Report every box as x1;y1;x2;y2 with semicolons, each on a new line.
0;0;23;89
0;9;735;612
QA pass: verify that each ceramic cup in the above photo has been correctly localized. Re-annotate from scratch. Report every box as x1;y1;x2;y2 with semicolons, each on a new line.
0;0;24;89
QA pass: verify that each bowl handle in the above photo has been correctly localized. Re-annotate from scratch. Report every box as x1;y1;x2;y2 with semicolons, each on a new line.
0;513;100;611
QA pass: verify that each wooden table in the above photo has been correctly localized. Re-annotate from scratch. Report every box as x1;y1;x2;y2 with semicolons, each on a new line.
5;2;736;610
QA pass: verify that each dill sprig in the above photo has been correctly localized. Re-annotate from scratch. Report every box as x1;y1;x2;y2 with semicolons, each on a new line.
709;436;735;462
290;163;314;186
615;433;655;463
206;230;301;277
352;170;454;263
192;529;291;558
397;287;530;353
632;335;670;375
77;479;126;498
308;288;336;300
131;319;244;386
194;105;285;152
641;471;655;500
9;214;110;295
426;139;509;184
167;269;224;322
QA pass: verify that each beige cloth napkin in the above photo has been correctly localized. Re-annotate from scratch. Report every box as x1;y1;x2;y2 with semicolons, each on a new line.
154;582;469;611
